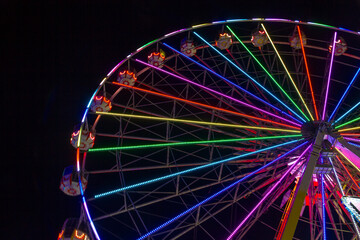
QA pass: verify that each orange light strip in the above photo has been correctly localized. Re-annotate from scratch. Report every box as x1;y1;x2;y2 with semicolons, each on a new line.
297;26;319;120
112;82;300;130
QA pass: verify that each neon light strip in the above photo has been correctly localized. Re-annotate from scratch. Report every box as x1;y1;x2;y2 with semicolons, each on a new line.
162;43;302;126
297;26;319;120
75;149;101;239
112;82;300;129
334;101;360;124
94;139;304;198
227;144;311;240
349;142;360;148
88;134;302;152
321;173;327;240
135;58;303;126
338;126;360;133
335;116;360;129
136;141;308;240
329;67;360;121
344;137;360;143
260;24;313;121
227;25;311;121
335;148;360;172
96;112;300;133
323;32;337;121
192;31;306;123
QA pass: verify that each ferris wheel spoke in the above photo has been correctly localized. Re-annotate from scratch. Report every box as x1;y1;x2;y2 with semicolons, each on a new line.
261;24;313;121
192;31;307;123
229;25;312;121
338;125;360;133
162;43;303;126
135;141;308;240
135;58;302;128
227;144;311;240
334;116;360;130
95;111;301;133
88;134;301;152
329;67;360;122
93;139;304;199
322;31;338;121
297;26;320;120
333;101;360;124
111;82;300;129
343;137;360;143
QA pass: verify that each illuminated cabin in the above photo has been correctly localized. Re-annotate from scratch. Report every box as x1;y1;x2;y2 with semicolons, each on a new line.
90;96;112;112
216;33;232;50
180;38;196;57
59;165;88;196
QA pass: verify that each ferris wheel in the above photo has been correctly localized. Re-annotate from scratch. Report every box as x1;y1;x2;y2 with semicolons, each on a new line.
58;18;360;240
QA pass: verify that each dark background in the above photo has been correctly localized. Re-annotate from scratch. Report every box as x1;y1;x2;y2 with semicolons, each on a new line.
3;0;360;239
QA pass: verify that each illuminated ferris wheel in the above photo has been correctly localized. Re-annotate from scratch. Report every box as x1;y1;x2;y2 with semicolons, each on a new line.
58;18;360;240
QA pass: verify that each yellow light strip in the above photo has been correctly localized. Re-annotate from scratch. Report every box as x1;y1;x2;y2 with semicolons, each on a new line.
338;126;360;132
261;23;314;121
335;148;360;173
96;112;301;133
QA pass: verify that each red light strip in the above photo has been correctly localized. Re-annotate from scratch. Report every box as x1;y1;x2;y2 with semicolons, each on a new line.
112;82;300;130
297;26;319;120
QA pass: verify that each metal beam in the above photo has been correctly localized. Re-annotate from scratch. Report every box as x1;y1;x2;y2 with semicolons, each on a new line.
281;131;324;239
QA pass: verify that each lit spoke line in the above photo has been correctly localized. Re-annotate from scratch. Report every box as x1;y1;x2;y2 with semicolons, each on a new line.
162;42;303;126
135;59;302;127
88;134;302;152
94;139;304;199
95;111;300;133
334;116;360;129
192;32;307;123
297;26;319;120
112;82;300;129
329;67;360;121
239;24;312;121
338;126;360;133
334;147;360;172
135;141;308;240
348;142;360;148
320;158;327;240
334;101;360;124
227;144;311;240
323;32;338;121
344;137;360;143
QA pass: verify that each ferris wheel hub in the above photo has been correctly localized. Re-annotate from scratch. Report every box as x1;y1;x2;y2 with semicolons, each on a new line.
301;121;334;140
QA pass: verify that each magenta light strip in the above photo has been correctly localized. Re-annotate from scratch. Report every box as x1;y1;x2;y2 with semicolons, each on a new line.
322;32;337;121
344;137;360;143
226;144;312;240
135;59;298;126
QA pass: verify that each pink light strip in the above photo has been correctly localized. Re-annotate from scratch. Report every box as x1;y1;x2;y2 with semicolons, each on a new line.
322;32;337;121
344;137;360;143
226;144;312;240
135;59;301;127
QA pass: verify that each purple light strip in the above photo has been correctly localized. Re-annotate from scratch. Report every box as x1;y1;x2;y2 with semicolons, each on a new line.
344;137;360;143
322;32;337;121
226;144;312;240
135;59;299;126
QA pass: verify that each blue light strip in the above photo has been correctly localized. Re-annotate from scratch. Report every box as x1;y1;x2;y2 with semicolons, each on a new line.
94;139;303;198
136;141;308;240
349;142;360;148
328;67;360;121
334;101;360;124
193;32;306;123
162;43;303;126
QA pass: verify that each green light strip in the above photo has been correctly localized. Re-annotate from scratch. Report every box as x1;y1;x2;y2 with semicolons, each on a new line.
88;134;302;152
335;116;360;129
226;25;310;122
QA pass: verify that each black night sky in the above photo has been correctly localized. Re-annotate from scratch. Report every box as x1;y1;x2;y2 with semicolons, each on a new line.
4;0;360;239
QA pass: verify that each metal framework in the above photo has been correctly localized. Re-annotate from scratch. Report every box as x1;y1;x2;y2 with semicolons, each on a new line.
63;19;360;240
